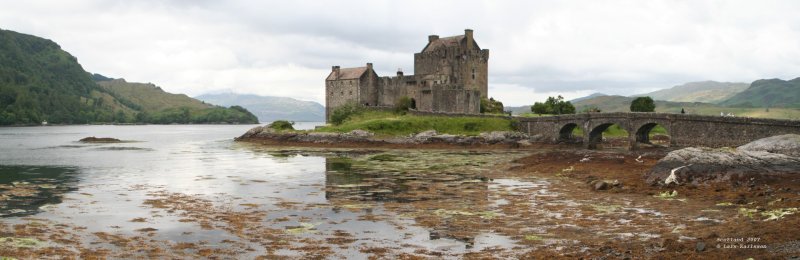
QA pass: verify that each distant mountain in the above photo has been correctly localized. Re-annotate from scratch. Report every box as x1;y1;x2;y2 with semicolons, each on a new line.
570;93;607;103
637;81;748;103
195;93;325;122
571;94;800;120
97;79;258;124
720;78;800;108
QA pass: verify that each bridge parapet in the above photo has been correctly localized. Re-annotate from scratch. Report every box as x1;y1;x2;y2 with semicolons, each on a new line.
514;112;800;149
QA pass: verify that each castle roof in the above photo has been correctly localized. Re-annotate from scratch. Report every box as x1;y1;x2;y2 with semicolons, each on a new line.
421;35;480;53
326;67;367;81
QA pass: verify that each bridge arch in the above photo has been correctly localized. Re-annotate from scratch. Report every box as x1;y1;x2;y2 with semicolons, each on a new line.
634;122;668;145
558;123;584;143
587;121;630;149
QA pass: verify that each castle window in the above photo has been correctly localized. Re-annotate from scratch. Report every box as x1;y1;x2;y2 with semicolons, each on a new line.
349;91;352;95
340;91;344;95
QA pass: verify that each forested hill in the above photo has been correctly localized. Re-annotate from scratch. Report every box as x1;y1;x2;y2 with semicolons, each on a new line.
0;29;257;125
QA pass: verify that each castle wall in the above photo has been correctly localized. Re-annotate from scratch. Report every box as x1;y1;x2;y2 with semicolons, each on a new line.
414;47;489;98
325;78;360;120
325;30;489;122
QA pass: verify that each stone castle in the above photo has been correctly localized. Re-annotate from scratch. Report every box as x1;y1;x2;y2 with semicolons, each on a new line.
325;29;490;121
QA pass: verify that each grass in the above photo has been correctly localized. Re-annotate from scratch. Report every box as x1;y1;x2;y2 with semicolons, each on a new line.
314;110;514;136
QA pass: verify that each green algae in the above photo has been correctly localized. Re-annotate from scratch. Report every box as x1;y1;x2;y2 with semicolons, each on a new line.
285;222;321;235
591;204;620;213
739;208;758;219
761;208;798;221
525;235;544;241
0;237;43;248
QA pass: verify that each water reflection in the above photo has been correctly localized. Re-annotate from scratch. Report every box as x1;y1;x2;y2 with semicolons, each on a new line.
0;165;79;217
323;154;496;249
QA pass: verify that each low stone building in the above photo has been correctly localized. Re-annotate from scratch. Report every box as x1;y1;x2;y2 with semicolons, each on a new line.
325;29;490;121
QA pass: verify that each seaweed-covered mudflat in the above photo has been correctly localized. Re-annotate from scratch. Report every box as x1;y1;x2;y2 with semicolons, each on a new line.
1;125;799;259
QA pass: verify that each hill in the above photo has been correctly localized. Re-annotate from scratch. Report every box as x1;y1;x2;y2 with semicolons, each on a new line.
570;92;607;103
0;29;256;125
720;78;800;108
0;28;119;124
96;78;258;124
571;95;800;120
637;81;748;103
195;93;325;122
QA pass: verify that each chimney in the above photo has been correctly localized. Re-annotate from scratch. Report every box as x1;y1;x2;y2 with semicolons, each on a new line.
465;29;474;50
397;68;403;77
366;63;373;71
428;35;439;43
332;65;340;78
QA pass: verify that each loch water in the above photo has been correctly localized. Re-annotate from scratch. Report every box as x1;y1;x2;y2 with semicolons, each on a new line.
0;124;538;258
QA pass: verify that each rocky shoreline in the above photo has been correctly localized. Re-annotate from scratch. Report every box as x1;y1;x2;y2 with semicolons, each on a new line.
235;125;542;148
646;134;800;186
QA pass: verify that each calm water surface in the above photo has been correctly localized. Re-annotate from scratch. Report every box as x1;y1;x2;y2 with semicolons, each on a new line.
0;124;535;258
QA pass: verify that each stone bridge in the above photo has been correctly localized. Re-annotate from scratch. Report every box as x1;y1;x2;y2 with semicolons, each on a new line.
516;112;800;150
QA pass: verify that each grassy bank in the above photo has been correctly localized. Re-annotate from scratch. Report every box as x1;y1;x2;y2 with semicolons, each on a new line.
314;110;514;136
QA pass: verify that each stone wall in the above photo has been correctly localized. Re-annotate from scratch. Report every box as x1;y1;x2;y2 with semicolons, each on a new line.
516;112;800;149
325;78;361;120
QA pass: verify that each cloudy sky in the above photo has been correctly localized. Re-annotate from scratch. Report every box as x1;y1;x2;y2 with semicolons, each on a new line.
2;0;799;106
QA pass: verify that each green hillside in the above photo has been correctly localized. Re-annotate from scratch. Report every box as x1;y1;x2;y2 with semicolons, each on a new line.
720;78;800;108
96;78;258;124
0;29;118;124
638;81;748;104
0;29;257;125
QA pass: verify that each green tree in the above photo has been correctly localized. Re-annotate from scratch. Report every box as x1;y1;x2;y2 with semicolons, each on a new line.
480;97;504;114
630;96;656;112
530;95;575;115
531;102;549;115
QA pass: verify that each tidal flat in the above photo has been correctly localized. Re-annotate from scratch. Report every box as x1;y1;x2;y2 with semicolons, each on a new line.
1;125;799;259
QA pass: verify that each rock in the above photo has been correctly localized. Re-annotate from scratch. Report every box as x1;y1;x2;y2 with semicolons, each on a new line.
347;129;373;138
695;241;706;252
79;137;122;143
646;147;800;185
479;131;507;144
592;180;610;191
415;130;438;138
738;134;800;157
646;135;800;185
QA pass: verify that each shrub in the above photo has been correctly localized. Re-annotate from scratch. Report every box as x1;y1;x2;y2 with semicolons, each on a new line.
268;120;294;130
330;102;364;125
480;97;505;114
395;96;414;114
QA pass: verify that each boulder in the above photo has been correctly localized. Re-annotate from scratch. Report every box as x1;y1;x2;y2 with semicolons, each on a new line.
737;134;800;157
347;129;373;138
79;137;122;143
646;135;800;185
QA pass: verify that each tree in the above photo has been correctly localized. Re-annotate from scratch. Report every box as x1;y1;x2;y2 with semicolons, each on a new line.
531;102;549;115
530;95;576;115
630;96;656;112
480;97;504;114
